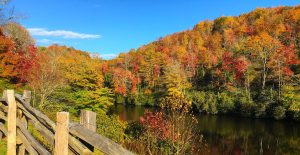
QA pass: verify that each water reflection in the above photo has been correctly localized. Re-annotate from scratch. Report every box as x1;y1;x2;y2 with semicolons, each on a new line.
108;104;156;122
197;115;300;155
110;105;300;155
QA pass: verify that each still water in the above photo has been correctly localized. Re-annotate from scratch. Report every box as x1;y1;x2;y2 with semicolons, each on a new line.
110;104;300;155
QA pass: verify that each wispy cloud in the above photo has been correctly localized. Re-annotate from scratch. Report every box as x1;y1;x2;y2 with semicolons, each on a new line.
28;28;101;39
100;53;117;60
36;39;62;44
37;39;52;43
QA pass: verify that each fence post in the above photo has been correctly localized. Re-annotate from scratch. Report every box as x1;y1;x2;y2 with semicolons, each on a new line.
80;110;96;152
6;90;17;155
80;110;96;132
55;112;69;155
22;90;31;103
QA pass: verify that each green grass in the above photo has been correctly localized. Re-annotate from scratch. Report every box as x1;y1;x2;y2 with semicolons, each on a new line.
0;140;6;155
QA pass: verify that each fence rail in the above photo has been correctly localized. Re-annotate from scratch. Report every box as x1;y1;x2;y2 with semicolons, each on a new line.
0;89;134;155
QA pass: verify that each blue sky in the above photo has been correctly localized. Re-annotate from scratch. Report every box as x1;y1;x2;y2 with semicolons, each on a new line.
10;0;300;59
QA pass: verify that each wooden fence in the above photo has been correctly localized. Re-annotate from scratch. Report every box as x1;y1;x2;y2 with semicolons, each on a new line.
0;89;134;155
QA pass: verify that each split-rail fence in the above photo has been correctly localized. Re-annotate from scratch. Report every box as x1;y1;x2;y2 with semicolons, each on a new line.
0;89;134;155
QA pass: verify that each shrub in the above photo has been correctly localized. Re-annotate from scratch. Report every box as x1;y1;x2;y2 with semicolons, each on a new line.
136;93;155;106
69;88;114;114
291;111;300;121
236;91;255;117
128;110;200;155
125;122;145;139
126;93;155;106
160;88;192;112
217;92;235;113
96;113;127;143
205;92;218;114
116;94;125;104
188;91;206;112
254;103;268;118
273;106;286;120
188;91;218;114
255;89;276;117
0;78;14;92
282;85;300;120
139;111;170;140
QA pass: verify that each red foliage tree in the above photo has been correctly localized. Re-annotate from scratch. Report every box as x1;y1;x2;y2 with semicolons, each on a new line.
140;111;170;140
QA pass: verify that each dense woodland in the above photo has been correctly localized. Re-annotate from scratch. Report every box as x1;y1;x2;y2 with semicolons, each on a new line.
106;5;300;120
0;3;300;154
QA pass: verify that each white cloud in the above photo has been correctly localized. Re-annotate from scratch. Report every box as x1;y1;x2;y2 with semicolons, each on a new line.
37;39;51;43
36;39;63;44
100;53;117;60
28;28;101;39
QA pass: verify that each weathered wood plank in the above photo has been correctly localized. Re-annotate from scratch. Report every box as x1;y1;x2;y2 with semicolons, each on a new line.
10;108;88;154
19;109;28;129
55;112;69;155
17;118;51;155
69;135;93;155
5;93;133;155
0;111;7;121
15;95;91;154
28;119;92;155
16;128;39;155
15;94;56;130
0;109;6;137
0;122;7;138
69;123;135;155
0;102;7;112
18;108;28;155
28;119;55;145
6;90;17;155
16;100;54;132
17;144;26;155
1;97;51;155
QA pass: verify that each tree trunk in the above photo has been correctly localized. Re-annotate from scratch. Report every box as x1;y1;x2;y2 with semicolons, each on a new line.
262;56;267;90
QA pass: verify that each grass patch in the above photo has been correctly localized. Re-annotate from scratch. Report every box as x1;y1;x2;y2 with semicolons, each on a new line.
0;140;6;155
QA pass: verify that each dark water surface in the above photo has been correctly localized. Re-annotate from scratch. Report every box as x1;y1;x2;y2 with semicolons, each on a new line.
110;104;300;155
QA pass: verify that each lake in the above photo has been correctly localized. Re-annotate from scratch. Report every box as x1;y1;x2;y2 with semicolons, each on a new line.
110;104;300;155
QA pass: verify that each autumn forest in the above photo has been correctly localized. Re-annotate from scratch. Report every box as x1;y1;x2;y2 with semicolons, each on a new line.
0;2;300;155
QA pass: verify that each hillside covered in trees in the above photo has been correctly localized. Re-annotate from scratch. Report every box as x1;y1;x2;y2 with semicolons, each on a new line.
104;5;300;120
0;5;300;122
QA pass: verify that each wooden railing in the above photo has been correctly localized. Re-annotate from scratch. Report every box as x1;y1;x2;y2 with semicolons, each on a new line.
0;89;134;155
